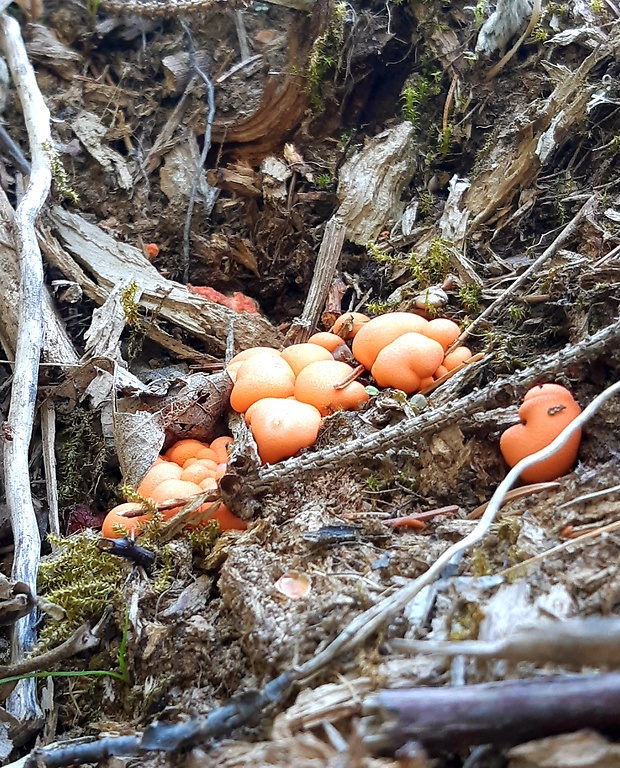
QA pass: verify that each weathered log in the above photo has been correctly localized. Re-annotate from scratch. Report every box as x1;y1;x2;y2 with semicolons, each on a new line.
362;674;620;754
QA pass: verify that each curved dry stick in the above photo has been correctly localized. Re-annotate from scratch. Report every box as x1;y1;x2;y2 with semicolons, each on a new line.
485;0;542;82
0;13;52;721
294;380;620;681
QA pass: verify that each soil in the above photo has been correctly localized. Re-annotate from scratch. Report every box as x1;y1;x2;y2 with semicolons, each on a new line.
0;0;620;766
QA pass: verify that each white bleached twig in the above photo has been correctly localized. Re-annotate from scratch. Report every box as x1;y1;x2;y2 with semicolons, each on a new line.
295;379;620;680
0;12;52;721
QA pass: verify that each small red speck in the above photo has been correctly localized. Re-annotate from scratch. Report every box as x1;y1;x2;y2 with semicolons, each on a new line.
145;243;159;259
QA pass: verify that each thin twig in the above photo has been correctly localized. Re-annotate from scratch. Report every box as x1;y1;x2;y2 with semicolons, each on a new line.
0;622;102;680
442;73;458;133
291;380;620;681
181;20;217;284
390;616;620;667
484;0;542;82
0;11;52;721
558;483;620;509
0;124;30;175
500;517;620;578
40;400;60;536
467;482;560;520
452;194;596;350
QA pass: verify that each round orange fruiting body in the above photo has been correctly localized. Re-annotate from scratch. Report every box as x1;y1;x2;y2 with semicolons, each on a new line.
294;360;369;417
248;397;323;464
500;383;582;483
148;478;203;519
280;343;333;377
371;332;444;393
422;318;461;351
192;447;218;463
209;436;233;464
180;459;218;484
443;346;473;371
228;347;281;366
331;312;370;340
229;354;295;413
101;502;151;539
188;500;247;531
352;312;429;370
137;460;182;499
166;439;210;466
307;332;346;352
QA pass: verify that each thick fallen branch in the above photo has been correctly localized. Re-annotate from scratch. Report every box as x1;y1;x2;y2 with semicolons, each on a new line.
22;673;293;768
46;207;282;357
362;673;620;754
0;11;52;723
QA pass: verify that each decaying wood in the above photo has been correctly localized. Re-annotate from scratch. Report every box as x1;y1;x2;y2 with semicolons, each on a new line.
0;190;78;366
464;35;615;229
454;194;597;348
259;315;620;483
211;76;308;161
286;216;346;344
336;122;417;245
362;673;620;754
46;207;282;357
206;163;262;198
0;11;52;724
38;228;206;362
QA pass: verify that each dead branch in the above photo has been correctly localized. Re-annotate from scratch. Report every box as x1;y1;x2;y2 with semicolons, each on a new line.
0;11;52;722
286;216;346;344
390;616;620;667
258;315;620;483
0;621;103;704
22;673;293;768
0;191;78;366
362;673;620;754
454;194;597;349
45;207;282;356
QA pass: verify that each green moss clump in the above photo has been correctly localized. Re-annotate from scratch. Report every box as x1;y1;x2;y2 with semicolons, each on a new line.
307;2;346;112
42;140;79;205
57;408;108;507
458;283;481;313
38;532;125;649
408;238;451;287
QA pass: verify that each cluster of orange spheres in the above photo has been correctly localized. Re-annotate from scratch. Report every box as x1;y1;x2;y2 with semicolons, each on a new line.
225;311;473;466
101;437;246;539
346;311;471;391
